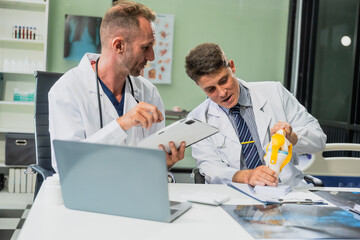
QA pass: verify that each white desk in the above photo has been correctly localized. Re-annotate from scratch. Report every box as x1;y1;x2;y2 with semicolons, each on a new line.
18;181;261;240
18;180;360;240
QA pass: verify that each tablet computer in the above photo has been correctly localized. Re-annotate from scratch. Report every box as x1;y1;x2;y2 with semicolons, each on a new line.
137;118;219;152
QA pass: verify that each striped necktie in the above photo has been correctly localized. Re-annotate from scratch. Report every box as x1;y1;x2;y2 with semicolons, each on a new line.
230;105;262;169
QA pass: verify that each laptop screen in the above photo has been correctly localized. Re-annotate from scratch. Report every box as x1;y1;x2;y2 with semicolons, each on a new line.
54;140;175;222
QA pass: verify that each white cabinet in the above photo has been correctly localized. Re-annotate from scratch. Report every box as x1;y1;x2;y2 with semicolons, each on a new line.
0;0;49;164
0;0;48;74
0;0;49;134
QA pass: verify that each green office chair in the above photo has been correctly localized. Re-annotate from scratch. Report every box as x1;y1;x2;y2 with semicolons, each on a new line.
25;71;63;198
192;168;324;186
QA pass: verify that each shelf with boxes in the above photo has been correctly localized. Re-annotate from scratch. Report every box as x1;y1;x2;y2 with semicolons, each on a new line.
0;0;48;161
0;39;46;74
0;0;46;7
0;37;44;44
0;103;35;133
0;72;36;133
0;132;36;193
0;101;34;106
0;38;46;74
0;0;48;73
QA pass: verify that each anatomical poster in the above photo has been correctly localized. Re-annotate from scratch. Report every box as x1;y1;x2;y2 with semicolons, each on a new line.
142;14;174;84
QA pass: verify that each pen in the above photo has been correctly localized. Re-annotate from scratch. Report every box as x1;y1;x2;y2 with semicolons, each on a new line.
278;199;326;205
247;184;256;194
349;207;360;215
241;140;255;145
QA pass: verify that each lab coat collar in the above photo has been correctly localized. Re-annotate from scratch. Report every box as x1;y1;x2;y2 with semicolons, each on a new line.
207;101;240;144
80;53;117;120
80;53;100;96
238;82;252;107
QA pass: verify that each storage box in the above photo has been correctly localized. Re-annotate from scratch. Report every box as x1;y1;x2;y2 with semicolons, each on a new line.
5;133;36;166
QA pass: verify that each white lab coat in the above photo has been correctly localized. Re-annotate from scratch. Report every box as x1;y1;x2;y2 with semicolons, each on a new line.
49;53;165;171
188;80;326;185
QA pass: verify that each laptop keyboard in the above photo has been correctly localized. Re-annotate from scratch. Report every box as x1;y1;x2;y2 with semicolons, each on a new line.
170;201;180;215
169;200;192;220
170;201;179;206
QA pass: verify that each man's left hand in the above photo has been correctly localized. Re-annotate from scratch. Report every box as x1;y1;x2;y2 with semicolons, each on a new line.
159;141;186;169
271;121;298;145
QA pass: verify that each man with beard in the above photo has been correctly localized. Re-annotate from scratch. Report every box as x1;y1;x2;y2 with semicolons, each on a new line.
49;1;185;174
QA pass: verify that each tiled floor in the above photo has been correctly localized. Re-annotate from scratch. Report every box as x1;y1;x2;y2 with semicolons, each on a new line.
0;191;33;240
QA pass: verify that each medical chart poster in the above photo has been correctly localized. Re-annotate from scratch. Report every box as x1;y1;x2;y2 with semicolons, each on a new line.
142;14;174;84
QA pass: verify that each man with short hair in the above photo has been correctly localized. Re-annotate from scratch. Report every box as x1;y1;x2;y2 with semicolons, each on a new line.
185;43;326;186
49;1;185;172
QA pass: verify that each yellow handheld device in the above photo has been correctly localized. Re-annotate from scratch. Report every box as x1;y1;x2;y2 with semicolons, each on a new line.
264;129;292;174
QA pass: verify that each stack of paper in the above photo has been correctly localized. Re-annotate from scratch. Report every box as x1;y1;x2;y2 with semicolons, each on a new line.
229;182;326;205
254;184;291;196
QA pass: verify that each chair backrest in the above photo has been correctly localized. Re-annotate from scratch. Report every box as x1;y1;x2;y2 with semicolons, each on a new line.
192;168;205;184
33;71;62;182
303;143;360;177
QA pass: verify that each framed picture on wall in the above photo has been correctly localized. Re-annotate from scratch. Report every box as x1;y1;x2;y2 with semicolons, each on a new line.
64;14;102;61
141;14;175;84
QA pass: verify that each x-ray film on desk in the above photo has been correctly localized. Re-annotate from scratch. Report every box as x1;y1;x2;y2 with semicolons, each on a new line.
222;204;360;239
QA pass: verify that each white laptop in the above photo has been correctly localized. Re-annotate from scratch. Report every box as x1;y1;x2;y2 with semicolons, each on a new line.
53;139;191;222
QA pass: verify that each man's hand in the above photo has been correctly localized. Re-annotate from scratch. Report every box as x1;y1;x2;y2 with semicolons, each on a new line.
159;141;186;169
116;102;163;130
232;165;278;186
270;121;298;146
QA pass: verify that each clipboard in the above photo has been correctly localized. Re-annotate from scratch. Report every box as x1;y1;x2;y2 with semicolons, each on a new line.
228;182;327;205
137;117;219;152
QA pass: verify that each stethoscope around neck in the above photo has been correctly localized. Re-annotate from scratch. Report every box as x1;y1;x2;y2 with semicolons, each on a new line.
95;57;139;129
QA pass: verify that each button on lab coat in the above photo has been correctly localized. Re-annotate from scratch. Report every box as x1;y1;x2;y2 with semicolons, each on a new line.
49;53;165;171
188;80;326;185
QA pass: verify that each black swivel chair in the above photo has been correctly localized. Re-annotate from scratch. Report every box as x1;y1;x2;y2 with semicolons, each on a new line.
26;71;63;198
192;168;324;186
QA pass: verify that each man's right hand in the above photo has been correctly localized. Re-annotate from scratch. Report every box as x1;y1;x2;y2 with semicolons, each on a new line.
232;165;278;187
117;102;164;130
